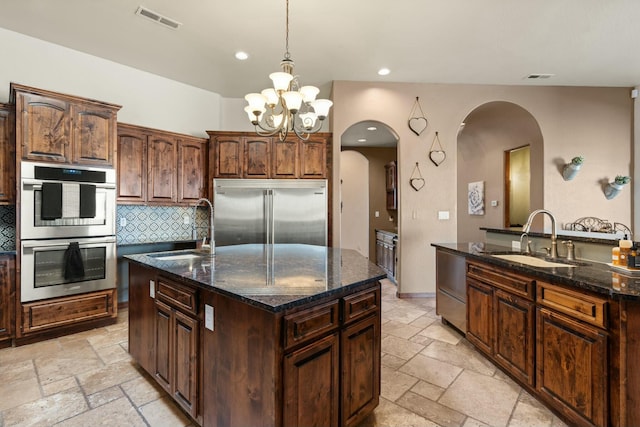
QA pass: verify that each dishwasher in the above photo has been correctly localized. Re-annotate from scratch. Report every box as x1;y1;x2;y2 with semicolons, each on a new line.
435;250;467;332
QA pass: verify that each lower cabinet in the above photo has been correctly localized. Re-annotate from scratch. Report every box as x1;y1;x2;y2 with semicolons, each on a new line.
283;333;340;426
154;277;199;419
154;299;199;417
129;262;381;427
341;313;380;427
0;255;15;347
465;261;609;427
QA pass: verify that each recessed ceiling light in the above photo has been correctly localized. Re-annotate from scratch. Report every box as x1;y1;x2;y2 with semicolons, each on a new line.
367;126;377;131
378;68;390;76
357;138;367;143
235;51;249;60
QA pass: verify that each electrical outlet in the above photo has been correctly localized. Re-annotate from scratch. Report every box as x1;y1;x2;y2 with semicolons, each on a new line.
205;304;214;331
120;217;127;227
374;211;380;218
512;241;521;250
183;215;190;225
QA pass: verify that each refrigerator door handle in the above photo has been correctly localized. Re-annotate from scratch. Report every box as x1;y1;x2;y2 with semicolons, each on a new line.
269;189;275;245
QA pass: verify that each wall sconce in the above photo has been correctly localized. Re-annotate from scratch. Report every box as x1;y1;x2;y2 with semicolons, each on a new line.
604;175;631;199
562;156;583;181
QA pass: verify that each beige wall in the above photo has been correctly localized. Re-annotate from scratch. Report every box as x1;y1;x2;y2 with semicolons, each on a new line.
343;147;398;260
340;151;370;257
456;102;543;242
332;81;632;295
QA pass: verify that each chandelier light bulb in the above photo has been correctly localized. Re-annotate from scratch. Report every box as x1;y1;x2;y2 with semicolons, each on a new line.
269;72;293;92
282;91;303;113
299;112;318;129
245;93;267;110
310;99;333;119
300;86;320;103
261;88;279;107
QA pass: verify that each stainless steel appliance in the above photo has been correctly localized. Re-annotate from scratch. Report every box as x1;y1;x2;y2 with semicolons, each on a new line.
213;179;327;247
20;161;116;239
20;161;117;302
435;250;467;332
21;236;116;302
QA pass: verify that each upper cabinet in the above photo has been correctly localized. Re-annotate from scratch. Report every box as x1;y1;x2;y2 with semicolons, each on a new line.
0;104;16;204
385;161;397;210
208;131;331;180
117;123;207;205
11;83;121;166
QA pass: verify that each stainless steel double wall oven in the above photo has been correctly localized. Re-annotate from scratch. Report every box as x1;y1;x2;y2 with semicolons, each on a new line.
20;162;117;302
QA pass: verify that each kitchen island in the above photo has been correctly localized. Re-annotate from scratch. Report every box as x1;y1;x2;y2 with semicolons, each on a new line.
126;244;386;427
433;242;640;427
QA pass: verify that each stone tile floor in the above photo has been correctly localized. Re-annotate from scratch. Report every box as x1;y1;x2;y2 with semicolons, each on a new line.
0;279;567;426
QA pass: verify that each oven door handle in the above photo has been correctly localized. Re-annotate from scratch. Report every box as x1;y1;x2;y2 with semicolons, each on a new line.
21;236;116;248
22;179;116;190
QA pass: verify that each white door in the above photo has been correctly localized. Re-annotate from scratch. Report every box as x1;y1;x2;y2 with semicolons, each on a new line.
340;151;369;258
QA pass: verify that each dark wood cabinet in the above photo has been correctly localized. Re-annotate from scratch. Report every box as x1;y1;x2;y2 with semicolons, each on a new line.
466;278;494;355
341;313;380;427
299;137;327;178
283;333;340;427
117;123;207;205
536;308;607;427
116;125;147;203
0;255;15;348
129;260;380;427
148;135;178;204
464;261;611;427
466;261;535;386
11;83;120;166
154;276;199;419
384;161;397;210
494;289;535;386
208;131;330;180
273;138;299;178
0;104;15;204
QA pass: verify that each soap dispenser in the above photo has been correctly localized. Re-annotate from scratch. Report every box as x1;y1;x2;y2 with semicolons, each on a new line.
619;235;633;267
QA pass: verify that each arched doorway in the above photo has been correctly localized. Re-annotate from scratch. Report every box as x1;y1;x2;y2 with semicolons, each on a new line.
340;120;399;278
457;101;544;242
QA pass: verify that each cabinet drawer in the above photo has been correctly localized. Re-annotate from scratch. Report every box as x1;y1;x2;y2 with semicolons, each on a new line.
467;261;535;300
537;282;607;329
342;287;380;325
22;289;116;333
157;277;197;315
284;300;339;350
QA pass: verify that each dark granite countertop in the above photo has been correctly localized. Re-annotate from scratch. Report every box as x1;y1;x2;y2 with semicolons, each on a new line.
432;242;640;300
481;227;621;246
0;251;15;256
125;244;387;312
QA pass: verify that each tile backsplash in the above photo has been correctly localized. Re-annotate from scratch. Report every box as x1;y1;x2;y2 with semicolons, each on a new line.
0;206;16;251
0;205;207;249
116;205;208;245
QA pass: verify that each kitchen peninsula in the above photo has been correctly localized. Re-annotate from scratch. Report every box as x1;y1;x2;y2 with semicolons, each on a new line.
433;242;640;427
126;244;385;427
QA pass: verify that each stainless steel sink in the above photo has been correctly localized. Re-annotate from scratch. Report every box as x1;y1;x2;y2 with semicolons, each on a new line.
492;254;576;268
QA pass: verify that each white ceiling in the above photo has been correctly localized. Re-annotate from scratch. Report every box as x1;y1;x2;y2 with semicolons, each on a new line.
2;1;639;147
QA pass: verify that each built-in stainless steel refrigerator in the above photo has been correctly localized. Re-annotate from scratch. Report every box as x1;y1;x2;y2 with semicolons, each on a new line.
213;179;327;246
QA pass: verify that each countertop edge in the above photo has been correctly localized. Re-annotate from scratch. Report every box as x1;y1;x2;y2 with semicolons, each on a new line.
432;242;640;300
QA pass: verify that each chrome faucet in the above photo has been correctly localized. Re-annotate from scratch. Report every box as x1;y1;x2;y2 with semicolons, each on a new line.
193;198;215;256
522;209;558;259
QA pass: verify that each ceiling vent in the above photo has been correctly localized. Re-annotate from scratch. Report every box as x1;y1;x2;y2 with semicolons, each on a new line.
135;6;182;30
525;73;554;79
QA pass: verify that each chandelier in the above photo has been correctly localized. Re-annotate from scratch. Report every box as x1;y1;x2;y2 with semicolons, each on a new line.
244;0;332;141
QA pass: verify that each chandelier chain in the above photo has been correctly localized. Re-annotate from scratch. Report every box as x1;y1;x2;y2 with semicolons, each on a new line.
284;0;290;60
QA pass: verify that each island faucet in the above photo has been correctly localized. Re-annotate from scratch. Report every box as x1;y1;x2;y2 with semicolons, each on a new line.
522;209;558;259
193;198;215;256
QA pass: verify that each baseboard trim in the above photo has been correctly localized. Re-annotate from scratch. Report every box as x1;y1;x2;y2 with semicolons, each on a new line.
396;292;436;299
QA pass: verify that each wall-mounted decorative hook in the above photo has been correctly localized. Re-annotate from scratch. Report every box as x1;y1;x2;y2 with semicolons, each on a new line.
407;97;428;136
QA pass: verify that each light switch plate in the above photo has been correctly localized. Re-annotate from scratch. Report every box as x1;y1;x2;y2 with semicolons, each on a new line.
438;211;450;220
